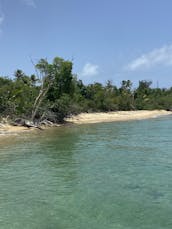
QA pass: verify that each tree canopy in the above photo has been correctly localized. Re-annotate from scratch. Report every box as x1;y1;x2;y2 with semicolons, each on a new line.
0;56;172;123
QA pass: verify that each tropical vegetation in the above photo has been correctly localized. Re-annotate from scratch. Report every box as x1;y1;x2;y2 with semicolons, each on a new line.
0;56;172;123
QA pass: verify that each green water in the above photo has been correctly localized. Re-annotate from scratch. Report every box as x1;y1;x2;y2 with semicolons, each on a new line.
0;116;172;229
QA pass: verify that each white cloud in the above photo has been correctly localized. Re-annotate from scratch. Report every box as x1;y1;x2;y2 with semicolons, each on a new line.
81;62;99;77
22;0;36;8
126;44;172;71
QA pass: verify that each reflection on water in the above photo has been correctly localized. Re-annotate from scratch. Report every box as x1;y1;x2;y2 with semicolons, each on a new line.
0;118;172;228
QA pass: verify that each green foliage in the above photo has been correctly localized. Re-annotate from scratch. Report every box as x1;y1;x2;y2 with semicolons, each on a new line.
1;57;172;123
50;94;73;122
46;58;74;101
0;74;38;118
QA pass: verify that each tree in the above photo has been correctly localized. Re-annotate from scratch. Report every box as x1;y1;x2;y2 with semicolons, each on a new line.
47;57;74;101
118;80;134;110
31;59;53;121
14;69;25;79
134;80;152;109
31;57;75;122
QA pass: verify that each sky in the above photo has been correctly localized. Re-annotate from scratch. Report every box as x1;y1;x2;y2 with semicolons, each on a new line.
0;0;172;88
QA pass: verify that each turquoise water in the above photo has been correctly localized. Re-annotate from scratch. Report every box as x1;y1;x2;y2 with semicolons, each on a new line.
0;116;172;228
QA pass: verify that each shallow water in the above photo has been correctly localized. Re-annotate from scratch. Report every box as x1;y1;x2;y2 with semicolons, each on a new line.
0;116;172;228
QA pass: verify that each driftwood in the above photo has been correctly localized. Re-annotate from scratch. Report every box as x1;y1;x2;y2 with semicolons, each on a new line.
14;119;43;130
13;118;60;130
40;120;54;126
24;121;43;130
0;123;5;128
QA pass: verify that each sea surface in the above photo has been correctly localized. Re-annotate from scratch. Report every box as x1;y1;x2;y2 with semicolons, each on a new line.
0;116;172;229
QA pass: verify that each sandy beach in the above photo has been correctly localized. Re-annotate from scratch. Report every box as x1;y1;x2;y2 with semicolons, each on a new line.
65;110;172;124
0;110;171;135
0;124;31;134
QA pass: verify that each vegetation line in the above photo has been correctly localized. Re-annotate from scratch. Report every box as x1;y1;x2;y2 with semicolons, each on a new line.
0;56;172;127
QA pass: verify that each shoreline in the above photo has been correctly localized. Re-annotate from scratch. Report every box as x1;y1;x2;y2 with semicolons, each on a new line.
65;110;172;124
0;124;33;135
0;110;171;135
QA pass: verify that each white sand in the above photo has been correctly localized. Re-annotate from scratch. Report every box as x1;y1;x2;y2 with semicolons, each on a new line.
65;110;172;124
0;124;31;134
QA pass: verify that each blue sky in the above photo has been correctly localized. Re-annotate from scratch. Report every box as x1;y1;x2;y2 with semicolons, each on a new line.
0;0;172;88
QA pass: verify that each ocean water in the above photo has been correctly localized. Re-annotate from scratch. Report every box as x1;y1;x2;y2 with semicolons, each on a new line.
0;116;172;229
